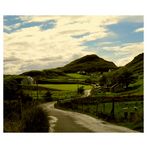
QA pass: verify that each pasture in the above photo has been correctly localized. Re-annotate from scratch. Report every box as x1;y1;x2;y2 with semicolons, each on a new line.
38;84;92;91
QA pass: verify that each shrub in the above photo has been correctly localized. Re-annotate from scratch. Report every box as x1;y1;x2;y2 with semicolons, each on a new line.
77;86;84;94
4;77;20;100
4;100;21;119
21;107;49;132
85;78;92;84
44;90;52;102
21;93;33;104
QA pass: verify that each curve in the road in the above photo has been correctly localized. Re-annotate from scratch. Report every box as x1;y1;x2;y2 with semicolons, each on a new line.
41;102;137;133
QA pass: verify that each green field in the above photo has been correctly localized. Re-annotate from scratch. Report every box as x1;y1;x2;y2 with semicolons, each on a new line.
38;84;92;91
24;83;92;100
67;73;89;79
24;89;79;100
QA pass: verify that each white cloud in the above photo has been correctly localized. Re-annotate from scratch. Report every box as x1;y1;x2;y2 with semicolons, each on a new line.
4;16;143;74
134;27;144;33
4;25;95;74
101;42;143;66
120;16;143;23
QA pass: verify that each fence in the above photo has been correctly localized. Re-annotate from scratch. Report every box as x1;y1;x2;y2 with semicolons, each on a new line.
57;95;143;122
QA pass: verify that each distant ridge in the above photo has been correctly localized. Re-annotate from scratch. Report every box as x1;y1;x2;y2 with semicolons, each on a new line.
20;53;143;77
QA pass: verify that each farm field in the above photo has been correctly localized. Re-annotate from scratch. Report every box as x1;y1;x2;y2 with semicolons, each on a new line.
24;89;78;100
23;83;92;100
38;84;92;91
66;73;89;79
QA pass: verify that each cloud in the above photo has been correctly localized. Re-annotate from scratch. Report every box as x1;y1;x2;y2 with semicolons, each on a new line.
120;16;144;23
100;42;143;66
4;25;95;74
134;27;144;33
4;56;21;63
4;16;144;74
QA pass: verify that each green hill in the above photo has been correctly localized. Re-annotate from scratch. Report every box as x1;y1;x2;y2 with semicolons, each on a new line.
125;53;143;75
125;53;144;95
61;54;117;73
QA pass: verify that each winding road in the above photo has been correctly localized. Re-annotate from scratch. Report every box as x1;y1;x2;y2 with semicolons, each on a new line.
41;102;137;133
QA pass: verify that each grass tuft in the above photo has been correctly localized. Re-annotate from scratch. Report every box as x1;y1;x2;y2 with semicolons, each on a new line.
21;107;49;132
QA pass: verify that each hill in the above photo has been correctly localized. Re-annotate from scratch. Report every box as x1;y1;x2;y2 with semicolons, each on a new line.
60;54;117;73
21;69;66;78
125;53;143;75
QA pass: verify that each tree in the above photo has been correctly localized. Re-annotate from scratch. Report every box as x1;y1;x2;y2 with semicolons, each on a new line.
116;68;136;89
4;77;20;100
85;78;92;84
98;68;136;92
77;86;84;94
99;74;107;87
44;90;52;102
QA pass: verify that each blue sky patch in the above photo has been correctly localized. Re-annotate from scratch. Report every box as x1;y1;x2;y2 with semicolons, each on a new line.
82;21;143;49
4;16;24;26
4;16;56;33
106;21;143;43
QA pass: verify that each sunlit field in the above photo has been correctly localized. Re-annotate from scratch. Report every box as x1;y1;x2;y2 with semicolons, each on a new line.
38;84;92;91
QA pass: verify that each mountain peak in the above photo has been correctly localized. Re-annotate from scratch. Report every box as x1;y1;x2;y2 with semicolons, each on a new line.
61;54;117;73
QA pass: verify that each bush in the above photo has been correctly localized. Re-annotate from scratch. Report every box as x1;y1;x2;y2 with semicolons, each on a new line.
4;77;20;100
19;92;33;104
21;107;49;132
4;100;21;119
44;90;52;102
77;86;84;94
85;78;92;84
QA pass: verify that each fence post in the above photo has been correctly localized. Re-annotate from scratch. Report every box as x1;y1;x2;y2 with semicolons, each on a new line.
36;80;39;100
96;101;98;116
111;98;115;119
103;103;105;113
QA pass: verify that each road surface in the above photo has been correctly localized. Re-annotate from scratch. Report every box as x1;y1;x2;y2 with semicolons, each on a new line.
41;102;137;132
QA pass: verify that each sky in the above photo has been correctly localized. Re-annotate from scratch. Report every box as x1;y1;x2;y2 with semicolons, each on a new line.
3;15;144;74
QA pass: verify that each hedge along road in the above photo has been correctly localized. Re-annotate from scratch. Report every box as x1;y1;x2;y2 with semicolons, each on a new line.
41;102;137;132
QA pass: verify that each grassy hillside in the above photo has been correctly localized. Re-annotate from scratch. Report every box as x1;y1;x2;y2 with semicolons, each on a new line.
61;54;117;73
124;53;144;95
19;54;118;79
96;53;144;96
125;53;143;75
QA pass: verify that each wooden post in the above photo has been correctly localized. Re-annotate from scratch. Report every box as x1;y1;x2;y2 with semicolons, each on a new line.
96;101;98;116
36;80;39;100
82;100;84;112
19;96;22;120
103;103;105;113
111;98;115;119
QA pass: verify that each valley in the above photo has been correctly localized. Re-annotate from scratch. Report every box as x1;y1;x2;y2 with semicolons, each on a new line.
4;53;144;132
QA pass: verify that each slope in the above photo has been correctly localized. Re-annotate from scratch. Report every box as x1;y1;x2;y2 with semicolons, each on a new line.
61;54;117;73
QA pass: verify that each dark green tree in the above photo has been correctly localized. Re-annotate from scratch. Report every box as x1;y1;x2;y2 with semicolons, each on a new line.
99;74;107;87
4;77;20;100
116;68;136;89
44;90;52;102
77;86;84;94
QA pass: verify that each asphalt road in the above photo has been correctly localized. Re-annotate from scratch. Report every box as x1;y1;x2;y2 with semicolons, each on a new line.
41;102;137;133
